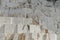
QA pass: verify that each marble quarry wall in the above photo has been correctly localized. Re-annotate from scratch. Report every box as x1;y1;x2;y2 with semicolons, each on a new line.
0;24;57;40
0;17;57;40
0;0;60;40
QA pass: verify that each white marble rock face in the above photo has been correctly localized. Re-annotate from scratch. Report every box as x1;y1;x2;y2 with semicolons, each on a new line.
0;23;57;40
0;0;60;40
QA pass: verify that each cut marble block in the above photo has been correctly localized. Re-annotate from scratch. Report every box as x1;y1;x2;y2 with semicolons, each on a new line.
18;24;28;33
12;17;24;24
0;24;5;40
18;24;30;40
0;17;11;24
0;24;5;33
0;33;5;40
57;34;60;40
12;17;32;24
5;24;17;40
24;18;32;25
30;25;57;40
30;25;41;33
5;24;16;34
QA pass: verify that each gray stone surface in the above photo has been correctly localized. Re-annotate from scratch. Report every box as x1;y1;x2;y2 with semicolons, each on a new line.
0;0;60;40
